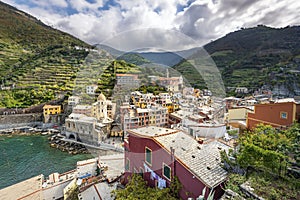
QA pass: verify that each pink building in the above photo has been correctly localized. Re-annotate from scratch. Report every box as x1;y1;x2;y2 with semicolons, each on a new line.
124;126;229;199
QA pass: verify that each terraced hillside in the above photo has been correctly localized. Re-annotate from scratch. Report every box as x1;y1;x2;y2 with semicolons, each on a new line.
0;1;92;108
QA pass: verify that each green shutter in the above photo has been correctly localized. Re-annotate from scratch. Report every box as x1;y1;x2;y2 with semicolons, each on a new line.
146;148;152;164
163;164;171;179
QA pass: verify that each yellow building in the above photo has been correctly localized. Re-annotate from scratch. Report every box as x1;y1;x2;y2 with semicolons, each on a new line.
162;101;179;113
43;105;61;116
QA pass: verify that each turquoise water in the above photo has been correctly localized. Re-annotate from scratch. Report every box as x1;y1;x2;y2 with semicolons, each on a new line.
0;135;93;189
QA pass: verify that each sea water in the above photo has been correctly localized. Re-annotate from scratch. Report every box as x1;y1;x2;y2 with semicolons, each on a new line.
0;135;93;189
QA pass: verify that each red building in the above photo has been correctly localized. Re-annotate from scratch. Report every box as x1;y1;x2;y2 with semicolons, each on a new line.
124;126;230;199
247;102;298;129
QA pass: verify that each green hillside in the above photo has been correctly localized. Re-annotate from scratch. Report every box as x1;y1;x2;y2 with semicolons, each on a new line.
0;2;93;108
0;1;157;108
174;25;300;96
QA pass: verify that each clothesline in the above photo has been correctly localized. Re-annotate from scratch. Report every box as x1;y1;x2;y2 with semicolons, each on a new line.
143;163;166;189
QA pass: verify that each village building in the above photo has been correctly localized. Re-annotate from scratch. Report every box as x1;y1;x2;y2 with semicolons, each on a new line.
203;89;212;96
116;74;140;89
223;97;241;110
155;69;183;93
67;96;81;108
247;101;299;129
120;103;168;133
158;76;183;93
65;113;107;143
86;85;98;95
124;126;230;199
43;105;61;116
168;109;193;125
43;104;62;123
73;105;92;117
92;93;116;121
186;122;227;139
235;87;248;94
226;107;252;129
0;155;124;200
110;124;123;137
0;169;77;200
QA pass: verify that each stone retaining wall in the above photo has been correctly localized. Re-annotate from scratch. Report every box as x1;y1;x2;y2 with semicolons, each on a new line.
0;113;43;129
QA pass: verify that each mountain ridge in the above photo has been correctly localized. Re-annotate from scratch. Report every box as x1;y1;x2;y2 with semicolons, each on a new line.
174;25;300;96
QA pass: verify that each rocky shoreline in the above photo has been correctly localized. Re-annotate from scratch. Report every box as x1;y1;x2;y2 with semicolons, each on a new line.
48;134;89;155
0;127;58;136
0;127;90;155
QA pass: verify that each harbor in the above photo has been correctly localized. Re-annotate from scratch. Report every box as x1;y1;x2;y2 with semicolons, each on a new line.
0;134;94;189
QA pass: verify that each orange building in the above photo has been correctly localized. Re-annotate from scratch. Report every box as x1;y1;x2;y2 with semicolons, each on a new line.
247;102;298;129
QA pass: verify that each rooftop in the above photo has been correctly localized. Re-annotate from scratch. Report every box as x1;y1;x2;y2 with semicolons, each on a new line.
43;104;60;109
274;98;295;103
129;126;179;137
77;158;98;166
170;110;193;120
69;95;81;99
78;182;117;200
223;97;240;101
0;174;43;199
116;73;138;77
99;153;124;180
67;113;97;123
74;105;92;110
154;131;230;188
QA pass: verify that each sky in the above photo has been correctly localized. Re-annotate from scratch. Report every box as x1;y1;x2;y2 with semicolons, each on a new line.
2;0;300;51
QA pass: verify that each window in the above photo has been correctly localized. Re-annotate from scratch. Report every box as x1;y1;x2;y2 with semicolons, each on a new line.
163;163;171;180
280;112;287;119
145;147;152;165
189;128;193;136
125;158;130;171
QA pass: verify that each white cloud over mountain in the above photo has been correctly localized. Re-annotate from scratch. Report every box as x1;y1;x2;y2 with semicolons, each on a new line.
2;0;300;50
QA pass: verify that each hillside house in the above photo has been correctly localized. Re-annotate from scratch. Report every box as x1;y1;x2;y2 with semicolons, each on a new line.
124;126;230;199
247;101;299;129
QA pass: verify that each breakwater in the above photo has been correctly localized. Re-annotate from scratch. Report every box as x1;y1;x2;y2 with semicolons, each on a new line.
48;134;89;155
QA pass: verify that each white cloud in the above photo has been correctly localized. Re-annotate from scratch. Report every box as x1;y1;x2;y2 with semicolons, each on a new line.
69;0;104;13
1;0;300;50
31;0;68;8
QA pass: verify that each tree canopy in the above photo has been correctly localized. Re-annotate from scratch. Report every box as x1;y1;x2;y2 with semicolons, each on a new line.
112;174;179;200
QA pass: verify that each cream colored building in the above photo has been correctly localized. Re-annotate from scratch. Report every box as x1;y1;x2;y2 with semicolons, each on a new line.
65;113;107;143
228;107;249;121
92;93;116;121
227;107;251;129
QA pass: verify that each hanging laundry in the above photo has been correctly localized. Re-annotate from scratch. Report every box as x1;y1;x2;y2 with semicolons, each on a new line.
158;178;166;189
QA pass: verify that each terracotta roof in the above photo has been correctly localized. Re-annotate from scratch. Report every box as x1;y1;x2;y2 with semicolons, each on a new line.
43;105;60;109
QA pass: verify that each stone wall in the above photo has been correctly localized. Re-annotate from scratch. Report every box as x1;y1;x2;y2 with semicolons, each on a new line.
0;113;43;129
